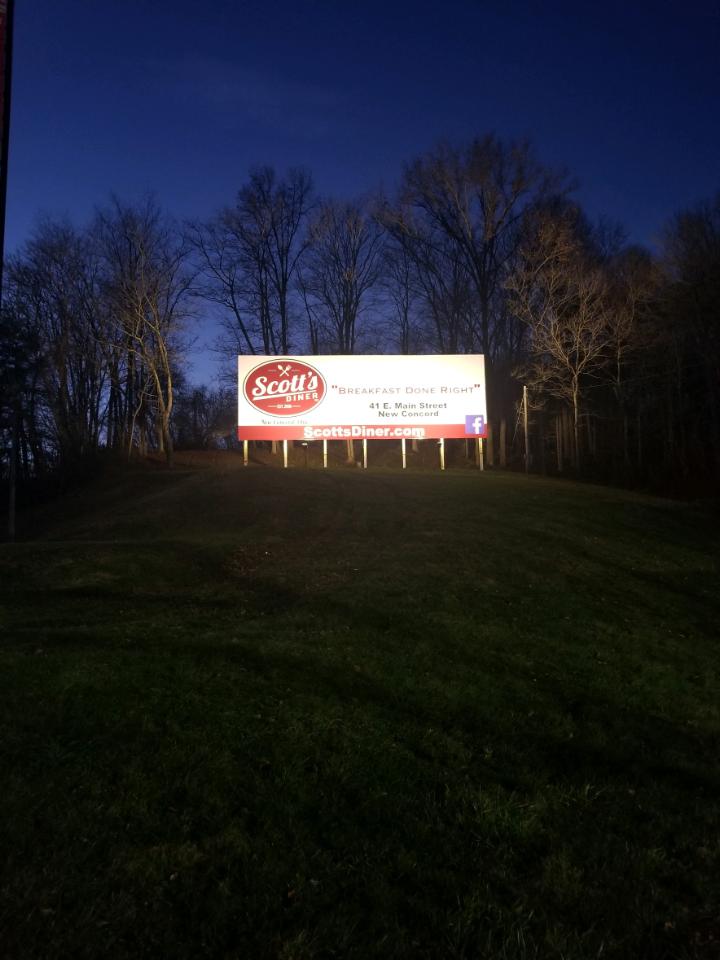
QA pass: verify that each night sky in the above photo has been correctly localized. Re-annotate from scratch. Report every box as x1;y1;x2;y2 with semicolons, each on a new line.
6;0;720;378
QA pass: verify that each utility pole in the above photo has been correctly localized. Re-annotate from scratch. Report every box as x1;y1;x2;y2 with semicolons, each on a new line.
0;0;14;281
0;0;16;540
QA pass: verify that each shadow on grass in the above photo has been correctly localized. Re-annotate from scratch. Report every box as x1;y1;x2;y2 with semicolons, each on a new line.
135;621;720;804
4;555;719;809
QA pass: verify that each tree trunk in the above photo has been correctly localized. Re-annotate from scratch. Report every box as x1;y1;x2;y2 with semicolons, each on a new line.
486;421;495;467
564;409;573;469
555;415;563;472
7;407;18;541
538;409;547;475
586;413;596;461
623;411;630;468
163;421;174;469
572;388;580;474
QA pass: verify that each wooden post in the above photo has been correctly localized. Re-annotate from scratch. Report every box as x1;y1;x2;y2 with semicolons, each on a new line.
401;437;407;469
362;438;367;469
243;439;248;467
439;438;445;471
283;439;288;469
323;438;328;469
523;385;529;473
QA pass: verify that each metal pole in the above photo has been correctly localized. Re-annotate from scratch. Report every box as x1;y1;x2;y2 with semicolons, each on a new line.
0;0;15;303
476;437;484;471
401;437;406;469
439;438;445;471
523;385;529;473
283;439;288;469
362;438;367;469
1;0;16;541
323;438;327;469
243;439;248;467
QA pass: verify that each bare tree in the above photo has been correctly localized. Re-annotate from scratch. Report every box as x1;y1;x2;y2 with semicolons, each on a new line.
187;214;256;362
379;136;567;466
384;137;565;360
509;210;611;472
190;166;313;370
380;200;477;354
661;194;720;478
96;198;193;468
0;301;45;538
172;382;236;450
299;198;383;461
300;199;384;354
381;240;422;354
604;246;659;470
5;220;107;468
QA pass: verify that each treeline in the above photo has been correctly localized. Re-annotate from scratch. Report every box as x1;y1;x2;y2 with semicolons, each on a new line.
1;135;718;497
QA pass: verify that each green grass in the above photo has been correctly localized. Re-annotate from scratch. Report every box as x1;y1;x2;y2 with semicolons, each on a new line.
1;459;719;959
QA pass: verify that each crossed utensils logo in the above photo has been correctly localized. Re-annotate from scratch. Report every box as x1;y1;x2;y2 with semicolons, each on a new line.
277;363;292;377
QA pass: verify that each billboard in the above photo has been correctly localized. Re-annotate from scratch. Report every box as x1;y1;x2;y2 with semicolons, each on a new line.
237;354;487;441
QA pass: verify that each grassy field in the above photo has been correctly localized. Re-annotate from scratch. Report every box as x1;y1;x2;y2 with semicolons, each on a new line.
1;457;719;959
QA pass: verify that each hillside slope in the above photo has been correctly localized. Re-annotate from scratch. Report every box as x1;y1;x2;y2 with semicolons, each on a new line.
1;460;718;959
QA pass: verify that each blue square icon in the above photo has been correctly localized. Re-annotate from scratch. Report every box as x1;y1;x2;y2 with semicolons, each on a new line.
465;415;485;435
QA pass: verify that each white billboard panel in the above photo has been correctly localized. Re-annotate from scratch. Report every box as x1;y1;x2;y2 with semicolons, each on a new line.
237;354;487;441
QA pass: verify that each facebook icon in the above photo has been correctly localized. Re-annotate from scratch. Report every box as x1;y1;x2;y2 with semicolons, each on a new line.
465;415;485;436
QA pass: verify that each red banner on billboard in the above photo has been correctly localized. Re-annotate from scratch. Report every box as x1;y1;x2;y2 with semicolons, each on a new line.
236;423;480;441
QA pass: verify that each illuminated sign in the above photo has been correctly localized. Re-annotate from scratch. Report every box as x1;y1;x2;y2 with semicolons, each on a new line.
238;355;487;441
243;358;326;416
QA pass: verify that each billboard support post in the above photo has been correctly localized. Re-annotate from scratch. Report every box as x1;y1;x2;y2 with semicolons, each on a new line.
401;438;406;469
439;438;445;471
476;437;484;471
283;439;288;469
362;438;367;469
323;439;328;469
243;439;248;467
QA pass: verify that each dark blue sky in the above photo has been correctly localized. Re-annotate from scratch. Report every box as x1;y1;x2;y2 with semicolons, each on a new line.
6;0;720;377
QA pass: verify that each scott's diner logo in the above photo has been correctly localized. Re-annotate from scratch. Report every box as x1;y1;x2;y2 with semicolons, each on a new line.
243;359;326;417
